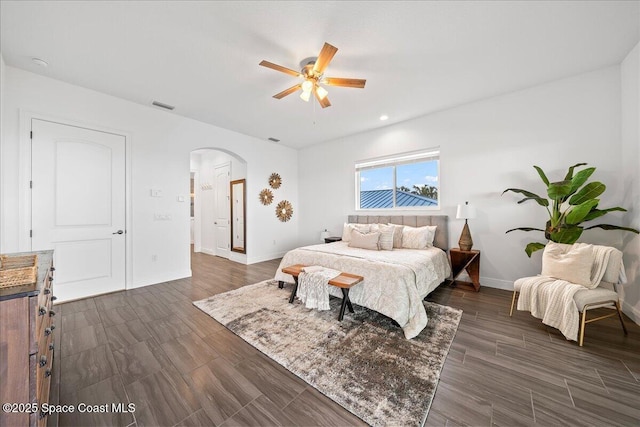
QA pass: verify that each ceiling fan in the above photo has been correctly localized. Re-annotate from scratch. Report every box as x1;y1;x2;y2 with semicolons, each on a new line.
259;42;366;108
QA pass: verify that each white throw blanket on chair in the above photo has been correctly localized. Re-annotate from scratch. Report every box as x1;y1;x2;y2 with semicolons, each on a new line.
517;244;621;341
297;266;341;311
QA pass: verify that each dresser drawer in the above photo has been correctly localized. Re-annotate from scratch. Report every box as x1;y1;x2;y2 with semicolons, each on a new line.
0;252;54;427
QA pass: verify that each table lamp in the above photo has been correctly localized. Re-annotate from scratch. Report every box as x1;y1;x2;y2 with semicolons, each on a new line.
456;201;476;251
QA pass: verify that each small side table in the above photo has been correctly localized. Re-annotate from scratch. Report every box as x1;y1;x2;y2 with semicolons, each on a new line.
448;248;481;291
324;236;342;243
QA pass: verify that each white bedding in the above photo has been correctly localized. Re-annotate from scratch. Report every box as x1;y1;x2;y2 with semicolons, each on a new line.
274;241;451;339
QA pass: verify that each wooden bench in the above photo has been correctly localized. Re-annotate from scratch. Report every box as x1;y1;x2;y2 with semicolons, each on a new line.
280;264;364;321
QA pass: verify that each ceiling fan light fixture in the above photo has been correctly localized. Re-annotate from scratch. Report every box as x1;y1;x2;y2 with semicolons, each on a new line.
301;79;314;92
300;90;312;102
315;85;329;100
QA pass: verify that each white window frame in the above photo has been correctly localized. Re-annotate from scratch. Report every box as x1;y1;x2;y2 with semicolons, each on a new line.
355;148;440;211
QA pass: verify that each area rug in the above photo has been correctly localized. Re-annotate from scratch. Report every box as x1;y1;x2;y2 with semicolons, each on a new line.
193;280;462;426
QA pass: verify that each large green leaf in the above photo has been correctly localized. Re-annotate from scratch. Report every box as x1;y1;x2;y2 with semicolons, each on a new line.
533;166;550;186
550;225;583;244
517;197;549;207
503;188;549;207
583;206;626;222
568;167;595;196
565;199;599;225
547;180;572;200
563;163;588;180
505;227;545;233
584;224;640;234
568;182;606;205
525;242;547;257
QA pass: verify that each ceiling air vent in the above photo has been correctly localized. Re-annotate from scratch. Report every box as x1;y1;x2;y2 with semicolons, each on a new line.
268;137;280;142
152;100;175;110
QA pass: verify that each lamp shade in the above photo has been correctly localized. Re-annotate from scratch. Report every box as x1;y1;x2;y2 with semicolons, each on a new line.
456;202;476;220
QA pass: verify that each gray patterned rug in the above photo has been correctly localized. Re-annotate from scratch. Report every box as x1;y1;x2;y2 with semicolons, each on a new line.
194;280;462;426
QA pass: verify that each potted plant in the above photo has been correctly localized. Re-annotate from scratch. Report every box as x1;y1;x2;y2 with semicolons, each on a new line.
503;163;638;257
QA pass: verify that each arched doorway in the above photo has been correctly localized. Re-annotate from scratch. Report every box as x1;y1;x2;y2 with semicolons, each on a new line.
190;148;247;263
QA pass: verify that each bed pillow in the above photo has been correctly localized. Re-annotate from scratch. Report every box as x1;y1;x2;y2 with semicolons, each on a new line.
348;230;380;250
341;223;371;242
541;242;595;287
401;225;437;249
387;224;405;248
370;224;394;250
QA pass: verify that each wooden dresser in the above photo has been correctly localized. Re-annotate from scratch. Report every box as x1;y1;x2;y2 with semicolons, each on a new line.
0;251;55;427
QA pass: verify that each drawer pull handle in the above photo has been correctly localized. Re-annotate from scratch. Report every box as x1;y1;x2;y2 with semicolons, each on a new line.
39;306;47;316
51;296;57;301
44;327;52;336
45;369;52;378
39;355;47;367
50;324;56;331
50;266;55;272
49;341;54;351
44;288;51;295
49;310;56;317
49;276;54;282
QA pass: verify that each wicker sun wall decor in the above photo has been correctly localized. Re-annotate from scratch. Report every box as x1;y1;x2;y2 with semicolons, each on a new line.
268;173;282;189
276;200;293;222
259;188;274;205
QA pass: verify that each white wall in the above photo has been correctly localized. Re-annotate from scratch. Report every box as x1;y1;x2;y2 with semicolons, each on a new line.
621;42;640;323
0;53;5;251
1;66;299;293
299;66;628;291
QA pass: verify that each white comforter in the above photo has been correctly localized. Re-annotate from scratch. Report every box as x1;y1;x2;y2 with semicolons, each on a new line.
274;242;451;339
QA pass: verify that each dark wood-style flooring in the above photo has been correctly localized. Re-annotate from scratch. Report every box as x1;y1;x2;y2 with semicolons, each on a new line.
48;251;640;426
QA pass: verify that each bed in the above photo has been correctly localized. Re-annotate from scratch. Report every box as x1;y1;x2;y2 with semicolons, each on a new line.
274;215;451;339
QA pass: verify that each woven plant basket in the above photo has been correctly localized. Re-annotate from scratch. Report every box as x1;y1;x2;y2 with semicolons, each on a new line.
0;254;38;289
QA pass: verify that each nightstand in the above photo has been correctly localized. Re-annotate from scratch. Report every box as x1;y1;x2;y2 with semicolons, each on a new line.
324;236;342;243
448;248;480;291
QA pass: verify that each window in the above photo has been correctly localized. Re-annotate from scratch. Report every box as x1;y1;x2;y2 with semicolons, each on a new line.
356;149;440;210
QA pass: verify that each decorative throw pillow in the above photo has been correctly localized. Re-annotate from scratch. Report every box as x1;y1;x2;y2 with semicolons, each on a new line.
341;223;370;242
371;224;394;250
349;230;380;250
401;225;436;249
541;242;595;287
387;224;405;248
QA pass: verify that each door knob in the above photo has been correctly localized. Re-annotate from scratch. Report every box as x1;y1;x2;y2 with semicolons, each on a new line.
112;230;124;235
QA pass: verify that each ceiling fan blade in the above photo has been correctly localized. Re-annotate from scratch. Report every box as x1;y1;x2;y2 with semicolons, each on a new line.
273;84;302;99
323;77;366;88
314;89;331;108
259;60;301;77
313;43;338;74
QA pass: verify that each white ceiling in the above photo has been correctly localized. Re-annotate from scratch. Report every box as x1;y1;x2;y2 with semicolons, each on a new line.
1;1;639;149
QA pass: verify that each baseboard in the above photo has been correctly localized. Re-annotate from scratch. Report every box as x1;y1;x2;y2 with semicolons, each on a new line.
129;269;192;290
200;248;216;256
479;276;513;290
247;251;288;265
621;300;640;326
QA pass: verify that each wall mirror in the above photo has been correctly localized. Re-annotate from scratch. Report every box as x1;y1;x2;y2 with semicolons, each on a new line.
230;179;246;253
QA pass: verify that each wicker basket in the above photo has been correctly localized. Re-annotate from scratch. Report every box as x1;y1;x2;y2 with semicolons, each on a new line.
0;254;38;289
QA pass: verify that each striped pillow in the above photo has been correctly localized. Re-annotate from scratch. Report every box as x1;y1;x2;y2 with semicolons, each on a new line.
371;223;394;250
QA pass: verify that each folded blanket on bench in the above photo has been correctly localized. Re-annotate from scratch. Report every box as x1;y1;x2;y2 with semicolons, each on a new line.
298;266;341;311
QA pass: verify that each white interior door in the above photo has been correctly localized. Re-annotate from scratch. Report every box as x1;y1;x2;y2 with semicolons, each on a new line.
214;163;230;258
31;119;126;302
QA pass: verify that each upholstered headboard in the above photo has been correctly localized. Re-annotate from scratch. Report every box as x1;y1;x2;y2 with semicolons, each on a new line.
347;215;449;251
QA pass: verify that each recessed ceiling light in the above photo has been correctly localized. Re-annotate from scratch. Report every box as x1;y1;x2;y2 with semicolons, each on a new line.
379;115;389;121
31;58;48;68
